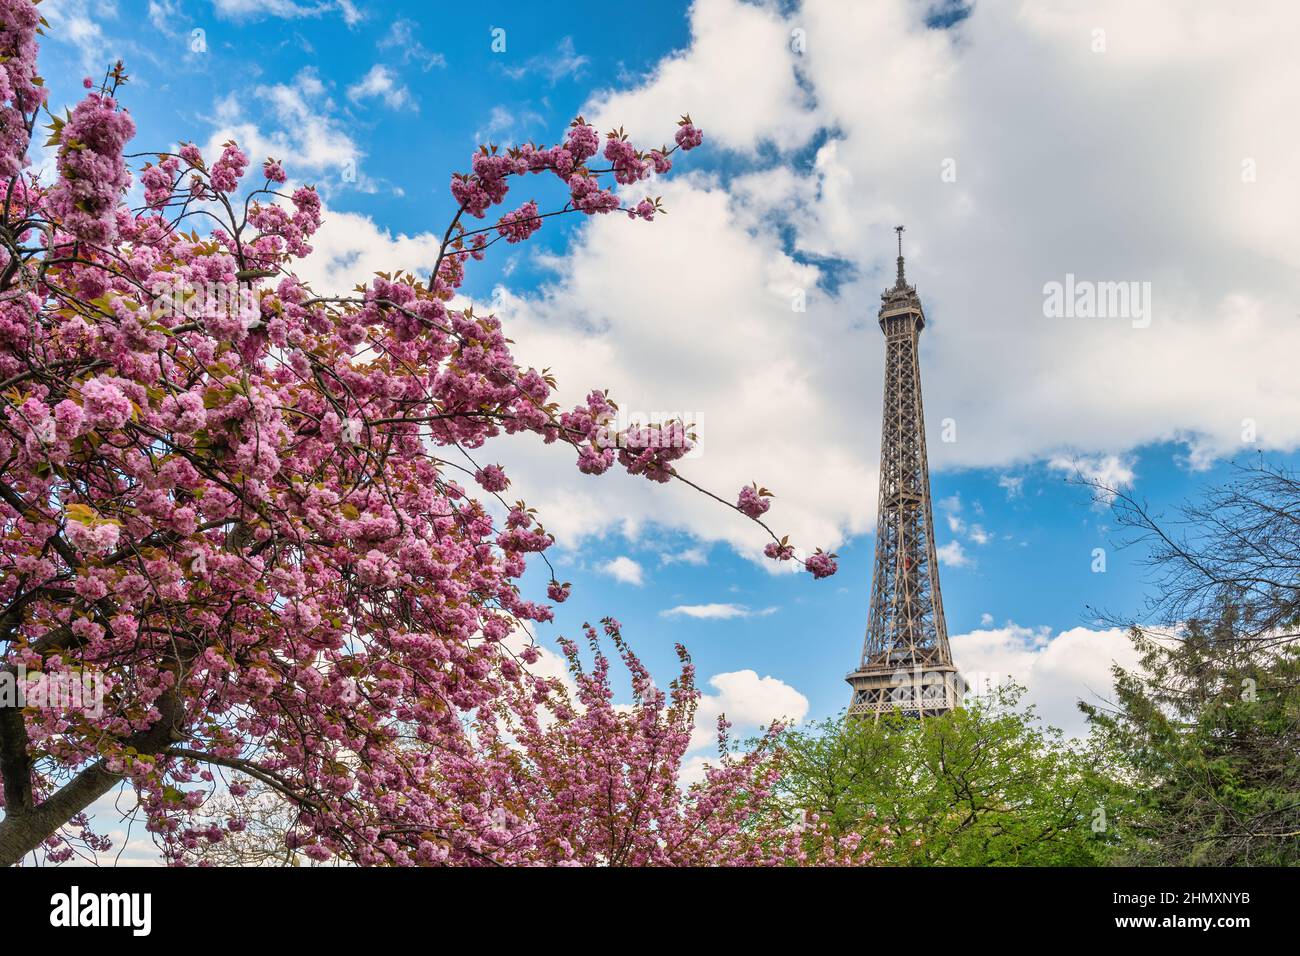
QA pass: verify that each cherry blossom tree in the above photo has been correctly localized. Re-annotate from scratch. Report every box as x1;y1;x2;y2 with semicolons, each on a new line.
363;618;885;866
0;5;837;865
185;619;885;867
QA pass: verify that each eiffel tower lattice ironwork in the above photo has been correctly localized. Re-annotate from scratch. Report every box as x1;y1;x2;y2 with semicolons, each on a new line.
847;227;965;719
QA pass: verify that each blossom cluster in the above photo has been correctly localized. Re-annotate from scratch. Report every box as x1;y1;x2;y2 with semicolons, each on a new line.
0;0;44;179
47;92;136;244
449;116;705;246
402;619;885;866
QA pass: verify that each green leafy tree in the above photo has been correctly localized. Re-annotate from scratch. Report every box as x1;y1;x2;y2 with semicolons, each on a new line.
772;684;1125;866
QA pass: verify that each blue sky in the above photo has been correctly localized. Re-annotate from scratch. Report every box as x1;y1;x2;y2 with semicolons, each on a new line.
39;1;695;288
36;0;1300;764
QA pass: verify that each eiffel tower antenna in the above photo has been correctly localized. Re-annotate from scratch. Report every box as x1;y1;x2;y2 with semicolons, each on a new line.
847;227;965;719
895;224;906;285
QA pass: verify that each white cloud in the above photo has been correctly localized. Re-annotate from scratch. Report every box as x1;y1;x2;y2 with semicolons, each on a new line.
294;206;443;296
475;0;1300;569
936;540;970;567
598;556;645;586
502;36;590;85
661;603;777;619
678;753;716;787
1048;454;1136;500
585;0;819;152
952;623;1142;738
690;669;810;751
337;0;361;26
980;612;994;626
379;19;445;72
347;64;415;111
786;0;1300;467
147;0;180;35
473;105;546;146
660;546;708;566
998;475;1025;499
504;628;577;698
210;0;354;22
488;175;872;562
43;0;120;73
204;70;360;186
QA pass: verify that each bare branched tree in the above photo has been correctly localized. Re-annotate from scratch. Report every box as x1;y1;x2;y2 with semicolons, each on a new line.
1094;458;1300;649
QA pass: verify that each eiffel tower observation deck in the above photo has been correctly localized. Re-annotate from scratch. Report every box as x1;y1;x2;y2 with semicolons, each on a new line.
847;227;965;719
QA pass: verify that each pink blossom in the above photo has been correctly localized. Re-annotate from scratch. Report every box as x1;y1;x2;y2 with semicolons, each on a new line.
806;549;839;579
0;0;45;178
675;119;704;151
765;542;795;561
474;464;510;492
627;198;657;221
568;174;620;215
80;377;132;430
603;133;649;185
53;398;84;438
736;483;771;519
48;92;136;243
140;156;179;208
66;519;120;553
564;120;600;163
496;200;542;244
210;141;249;193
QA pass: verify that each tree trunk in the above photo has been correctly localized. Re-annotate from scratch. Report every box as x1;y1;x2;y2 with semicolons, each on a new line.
0;685;184;867
0;758;123;866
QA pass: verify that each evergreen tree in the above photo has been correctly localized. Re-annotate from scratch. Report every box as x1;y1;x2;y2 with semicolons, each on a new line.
1083;608;1300;865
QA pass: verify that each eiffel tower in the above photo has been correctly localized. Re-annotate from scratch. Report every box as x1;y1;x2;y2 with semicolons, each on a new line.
847;227;965;719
